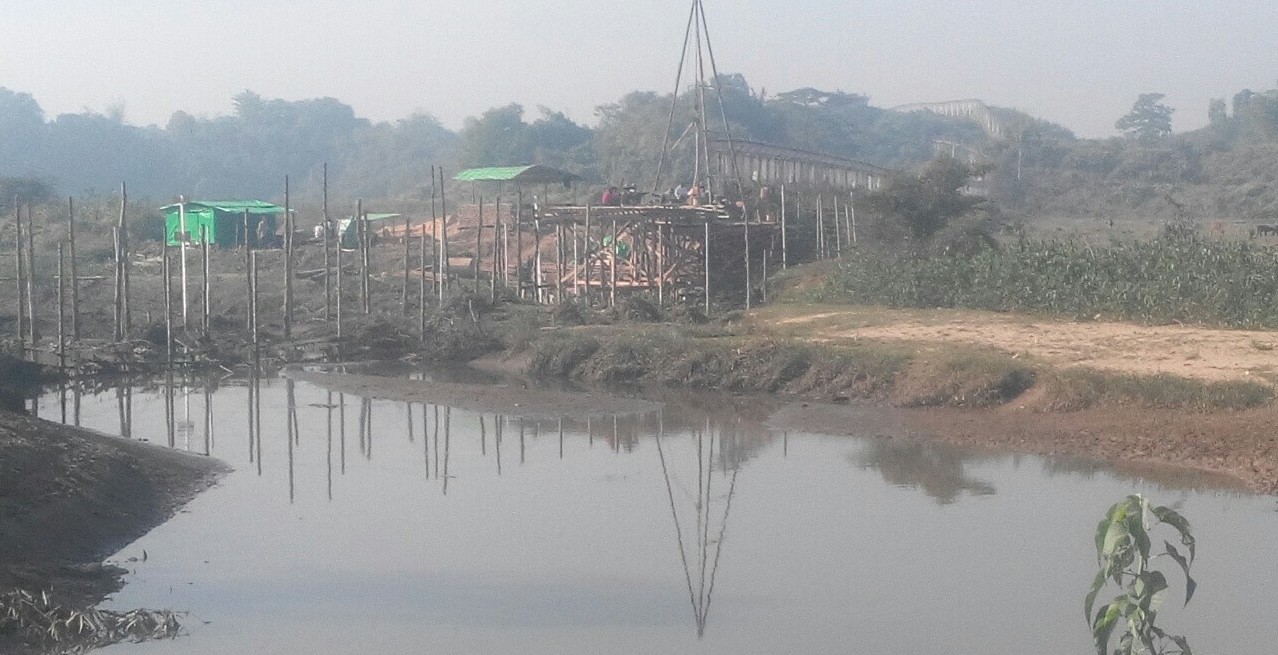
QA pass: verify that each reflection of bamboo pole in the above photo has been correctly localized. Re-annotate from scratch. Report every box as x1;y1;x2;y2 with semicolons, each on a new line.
442;407;451;495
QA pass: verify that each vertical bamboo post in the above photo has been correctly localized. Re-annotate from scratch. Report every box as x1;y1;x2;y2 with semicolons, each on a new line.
703;220;711;316
555;221;564;304
401;217;410;314
336;219;344;342
762;249;769;304
429;167;439;300
57;242;65;365
744;217;752;310
816;194;825;259
515;187;524;299
243;210;252;330
250;250;259;356
119;183;131;337
201;226;210;333
25;206;35;346
112;225;122;341
657;221;664;305
419;232;427;339
584;204;592;305
833;195;842;256
14;200;25;351
283;175;293;339
178;193;189;330
849;196;857;245
780;184;788;269
439;167;449;301
162;245;173;365
475;196;484;287
533;218;543;304
490;194;499;302
323;162;332;321
67;197;79;340
572;219;580;299
609;218;618;307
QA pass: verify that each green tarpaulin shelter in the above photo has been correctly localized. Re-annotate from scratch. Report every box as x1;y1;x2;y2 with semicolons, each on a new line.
160;200;285;248
454;165;581;186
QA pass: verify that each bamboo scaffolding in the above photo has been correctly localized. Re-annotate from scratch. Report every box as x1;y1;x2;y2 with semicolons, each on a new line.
14;201;25;350
283;176;293;338
67;197;79;340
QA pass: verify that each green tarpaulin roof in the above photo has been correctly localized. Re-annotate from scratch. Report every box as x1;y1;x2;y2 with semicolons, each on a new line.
159;200;285;214
454;165;581;185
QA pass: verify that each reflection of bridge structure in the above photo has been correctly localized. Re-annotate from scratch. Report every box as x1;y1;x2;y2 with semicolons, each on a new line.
892;98;1009;140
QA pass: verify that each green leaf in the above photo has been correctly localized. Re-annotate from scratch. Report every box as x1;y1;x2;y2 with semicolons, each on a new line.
1152;505;1196;564
1170;633;1193;655
1092;600;1124;655
1085;569;1108;621
1164;542;1197;606
1134;570;1169;612
1125;511;1152;566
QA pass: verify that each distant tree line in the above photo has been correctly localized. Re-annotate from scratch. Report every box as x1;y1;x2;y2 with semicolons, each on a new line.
0;75;999;205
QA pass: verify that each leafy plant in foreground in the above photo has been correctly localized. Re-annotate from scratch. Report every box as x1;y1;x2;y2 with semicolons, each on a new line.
1085;494;1196;655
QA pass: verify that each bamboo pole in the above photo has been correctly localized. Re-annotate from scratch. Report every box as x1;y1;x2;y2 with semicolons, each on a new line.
67;197;79;340
243;210;252;330
584;204;592;305
283;175;293;339
572;219;580;298
744;217;752;310
609;218;618;307
833;195;842;256
178;193;189;330
816;194;825;259
250;250;259;357
119;183;130;337
112;226;122;341
430;167;439;300
439;167;449;301
336;221;344;342
476;196;484;287
401;217;411;314
704;220;711;316
490;194;499;302
162;245;173;365
57;242;65;364
780;184;788;269
419;232;427;339
14;200;25;351
657;221;664;305
849;196;857;245
25;206;35;346
555;221;564;304
323;162;332;321
515;187;524;299
201;226;210;333
534;218;543;304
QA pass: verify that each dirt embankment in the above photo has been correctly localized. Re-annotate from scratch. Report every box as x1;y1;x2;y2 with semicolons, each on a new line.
0;410;228;602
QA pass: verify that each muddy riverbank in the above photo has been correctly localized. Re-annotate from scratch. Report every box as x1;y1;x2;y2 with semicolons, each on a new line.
0;409;227;604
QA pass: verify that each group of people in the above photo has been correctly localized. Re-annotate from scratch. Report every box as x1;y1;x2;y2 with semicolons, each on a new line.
599;184;646;206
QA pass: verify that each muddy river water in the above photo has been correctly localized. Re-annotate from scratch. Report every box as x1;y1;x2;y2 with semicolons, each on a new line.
38;373;1278;654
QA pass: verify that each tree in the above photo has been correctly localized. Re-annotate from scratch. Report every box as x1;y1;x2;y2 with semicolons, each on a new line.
1116;93;1174;141
862;155;987;243
1207;98;1228;125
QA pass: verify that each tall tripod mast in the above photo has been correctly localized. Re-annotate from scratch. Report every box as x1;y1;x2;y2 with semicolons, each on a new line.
651;0;744;201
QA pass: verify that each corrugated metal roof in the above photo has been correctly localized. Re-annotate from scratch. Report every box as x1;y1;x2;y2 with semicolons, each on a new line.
159;200;285;214
454;165;581;184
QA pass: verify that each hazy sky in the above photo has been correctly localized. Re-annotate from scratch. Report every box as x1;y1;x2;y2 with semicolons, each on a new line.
2;0;1276;138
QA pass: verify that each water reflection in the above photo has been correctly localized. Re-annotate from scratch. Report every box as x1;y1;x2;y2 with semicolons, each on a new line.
853;439;996;504
34;374;1271;654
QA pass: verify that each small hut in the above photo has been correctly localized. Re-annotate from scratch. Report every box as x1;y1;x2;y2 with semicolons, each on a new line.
160;200;285;248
